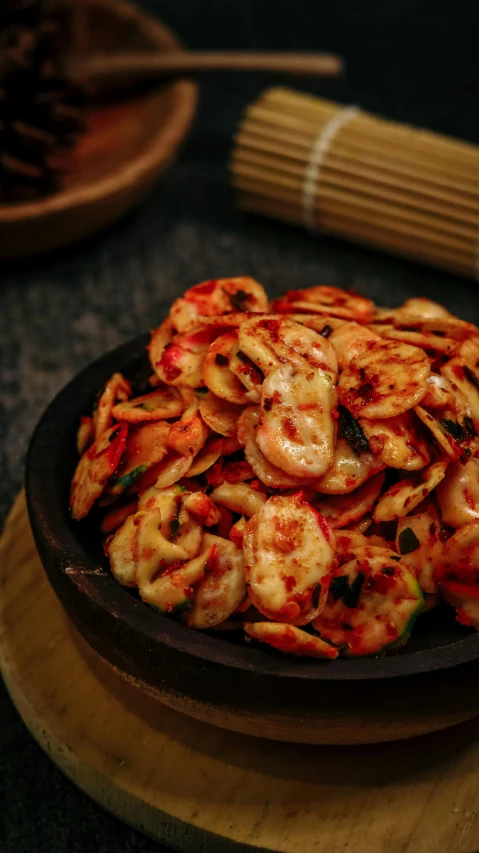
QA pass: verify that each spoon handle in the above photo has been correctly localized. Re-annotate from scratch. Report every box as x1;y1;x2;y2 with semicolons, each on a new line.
71;51;344;89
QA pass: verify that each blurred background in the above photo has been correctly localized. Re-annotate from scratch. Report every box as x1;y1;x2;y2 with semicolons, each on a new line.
1;1;479;850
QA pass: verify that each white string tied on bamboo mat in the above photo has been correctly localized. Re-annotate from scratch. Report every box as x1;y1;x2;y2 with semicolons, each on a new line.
302;105;360;230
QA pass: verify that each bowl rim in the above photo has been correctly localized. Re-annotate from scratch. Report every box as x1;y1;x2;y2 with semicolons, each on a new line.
0;0;198;224
25;332;479;684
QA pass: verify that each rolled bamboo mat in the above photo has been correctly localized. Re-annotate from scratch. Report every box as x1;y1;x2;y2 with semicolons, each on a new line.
231;87;479;278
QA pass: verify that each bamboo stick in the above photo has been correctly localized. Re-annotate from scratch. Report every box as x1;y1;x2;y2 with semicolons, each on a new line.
235;135;479;212
233;148;479;226
244;111;479;186
232;87;479;278
238;193;475;276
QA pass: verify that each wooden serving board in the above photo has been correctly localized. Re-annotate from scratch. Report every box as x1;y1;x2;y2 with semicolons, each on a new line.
2;491;479;853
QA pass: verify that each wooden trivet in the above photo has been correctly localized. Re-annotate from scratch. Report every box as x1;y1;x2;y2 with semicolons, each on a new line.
2;492;479;853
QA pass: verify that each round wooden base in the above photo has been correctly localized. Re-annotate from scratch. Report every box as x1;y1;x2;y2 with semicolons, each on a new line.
2;492;479;853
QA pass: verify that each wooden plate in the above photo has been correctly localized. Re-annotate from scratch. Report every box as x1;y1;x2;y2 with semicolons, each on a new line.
3;491;479;853
25;331;479;746
0;0;198;260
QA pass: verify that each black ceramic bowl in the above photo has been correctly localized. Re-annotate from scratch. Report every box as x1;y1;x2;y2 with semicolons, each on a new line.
26;320;479;745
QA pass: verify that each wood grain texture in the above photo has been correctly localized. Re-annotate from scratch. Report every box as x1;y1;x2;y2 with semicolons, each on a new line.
0;0;197;260
3;492;479;853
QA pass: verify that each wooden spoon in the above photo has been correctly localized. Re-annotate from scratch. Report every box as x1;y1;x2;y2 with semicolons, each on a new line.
70;51;344;91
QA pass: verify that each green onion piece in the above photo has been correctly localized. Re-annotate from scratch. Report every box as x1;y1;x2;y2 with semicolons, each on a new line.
440;419;467;442
398;527;420;555
171;598;192;615
311;582;322;609
338;405;370;456
111;463;148;491
329;572;365;608
464;366;479;391
224;288;249;312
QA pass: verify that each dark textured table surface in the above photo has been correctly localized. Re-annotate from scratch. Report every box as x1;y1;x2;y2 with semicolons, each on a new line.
2;1;479;850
